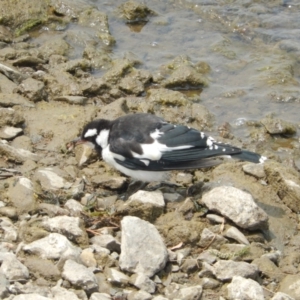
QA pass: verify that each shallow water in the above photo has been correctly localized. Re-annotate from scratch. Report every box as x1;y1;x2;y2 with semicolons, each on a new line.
35;0;300;137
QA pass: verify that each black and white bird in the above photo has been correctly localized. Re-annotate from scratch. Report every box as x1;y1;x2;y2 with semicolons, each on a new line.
72;113;266;182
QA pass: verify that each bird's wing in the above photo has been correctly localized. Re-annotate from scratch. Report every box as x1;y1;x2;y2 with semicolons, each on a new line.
109;120;245;171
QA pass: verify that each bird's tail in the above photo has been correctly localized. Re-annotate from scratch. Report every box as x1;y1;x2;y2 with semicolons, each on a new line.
231;150;267;163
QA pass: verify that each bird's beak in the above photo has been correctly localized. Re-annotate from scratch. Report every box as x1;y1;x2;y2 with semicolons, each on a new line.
66;137;87;151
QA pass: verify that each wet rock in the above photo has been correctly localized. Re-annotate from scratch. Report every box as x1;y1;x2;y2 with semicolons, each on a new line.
102;58;133;85
83;42;112;70
119;216;168;277
164;283;203;300
42;216;88;245
227;276;264;300
0;141;40;162
39;37;70;59
119;76;144;95
0;108;24;127
130;273;156;293
0;126;23;140
119;1;155;22
78;8;115;46
46;68;82;97
54;95;88;105
148;88;188;107
242;163;266;179
23;233;81;260
0;253;29;281
224;226;250;245
104;267;130;286
202;186;269;230
198;228;228;249
2;94;34;110
91;235;121;253
264;161;300;213
163;64;209;89
0;217;18;242
0;62;26;84
18;77;46;102
62;259;98;293
8;177;36;213
261;115;297;135
34;167;71;191
213;260;259;281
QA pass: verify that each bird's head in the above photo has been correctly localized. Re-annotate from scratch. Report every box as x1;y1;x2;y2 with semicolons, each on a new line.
68;119;111;153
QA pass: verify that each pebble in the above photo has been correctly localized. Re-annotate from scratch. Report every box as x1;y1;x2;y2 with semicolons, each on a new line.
8;177;36;214
34;167;71;191
130;273;156;293
213;260;259;281
62;259;99;293
91;235;121;253
64;199;84;217
23;233;81;260
89;293;112;300
227;276;264;300
242;163;266;178
104;267;130;286
164;282;203;300
224;226;250;245
0;253;29;281
0;141;40;162
0;126;23;139
128;190;165;207
42;215;88;245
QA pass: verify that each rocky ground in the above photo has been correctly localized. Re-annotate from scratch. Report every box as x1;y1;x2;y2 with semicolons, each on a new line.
0;0;300;300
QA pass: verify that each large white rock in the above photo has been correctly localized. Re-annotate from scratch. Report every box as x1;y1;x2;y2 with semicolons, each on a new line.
202;186;268;230
119;216;168;277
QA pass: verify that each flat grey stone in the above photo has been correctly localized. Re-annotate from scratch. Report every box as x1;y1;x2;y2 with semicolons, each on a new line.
0;126;23;139
128;190;165;207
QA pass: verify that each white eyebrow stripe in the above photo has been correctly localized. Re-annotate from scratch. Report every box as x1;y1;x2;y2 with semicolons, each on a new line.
84;128;97;138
